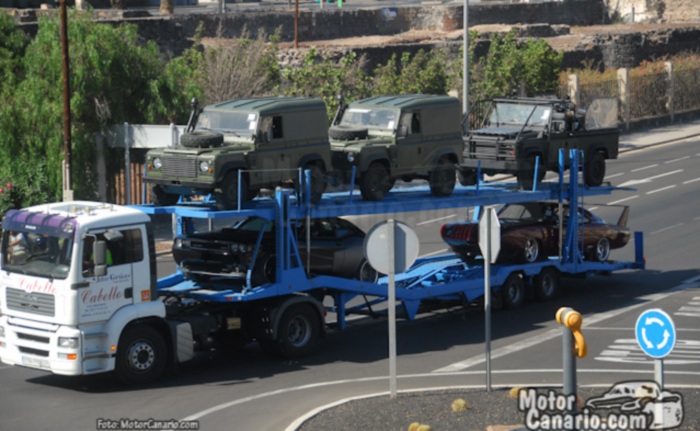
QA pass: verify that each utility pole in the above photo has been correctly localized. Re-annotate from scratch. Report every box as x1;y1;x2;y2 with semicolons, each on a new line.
462;0;469;114
60;0;73;201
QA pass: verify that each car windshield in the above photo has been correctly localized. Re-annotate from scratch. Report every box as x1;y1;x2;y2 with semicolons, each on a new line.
232;217;274;233
1;229;74;280
340;107;399;131
196;110;257;135
486;102;551;128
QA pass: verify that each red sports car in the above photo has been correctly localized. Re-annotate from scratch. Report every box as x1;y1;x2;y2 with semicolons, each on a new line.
440;201;630;264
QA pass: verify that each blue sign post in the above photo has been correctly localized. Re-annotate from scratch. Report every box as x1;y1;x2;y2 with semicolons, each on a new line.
635;309;676;389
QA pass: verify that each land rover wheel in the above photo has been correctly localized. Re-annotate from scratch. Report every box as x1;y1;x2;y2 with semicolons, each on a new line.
219;171;248;210
180;131;224;148
360;162;391;201
429;157;457;197
329;125;369;141
299;163;326;204
517;156;546;190
458;168;478;186
275;304;321;358
150;185;180;206
500;273;525;310
534;267;560;301
592;237;611;262
584;152;606;186
115;325;166;385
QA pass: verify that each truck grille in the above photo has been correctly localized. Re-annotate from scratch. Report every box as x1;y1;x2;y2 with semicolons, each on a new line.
162;156;197;178
6;287;55;317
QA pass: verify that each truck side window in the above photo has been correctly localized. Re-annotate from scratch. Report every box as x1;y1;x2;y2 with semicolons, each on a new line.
271;116;283;139
82;228;144;275
399;113;421;135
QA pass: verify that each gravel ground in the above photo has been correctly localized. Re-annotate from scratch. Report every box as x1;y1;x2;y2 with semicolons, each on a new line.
296;387;700;431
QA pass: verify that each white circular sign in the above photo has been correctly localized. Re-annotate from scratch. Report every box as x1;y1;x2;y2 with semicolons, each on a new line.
363;220;419;274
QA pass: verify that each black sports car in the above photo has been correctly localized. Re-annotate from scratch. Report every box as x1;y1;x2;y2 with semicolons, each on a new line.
172;217;377;285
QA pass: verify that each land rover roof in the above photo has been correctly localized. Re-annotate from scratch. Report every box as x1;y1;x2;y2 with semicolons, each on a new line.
204;97;327;115
349;94;460;110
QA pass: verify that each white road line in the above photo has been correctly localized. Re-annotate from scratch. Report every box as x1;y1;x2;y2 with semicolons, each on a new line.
644;169;684;181
631;164;658;172
416;214;456;226
650;223;685;235
587;206;599;211
646;185;677;195
420;249;449;258
665;156;690;164
695;216;700;222
605;172;624;179
585;327;700;332
683;178;700;184
607;195;639;205
432;284;687;373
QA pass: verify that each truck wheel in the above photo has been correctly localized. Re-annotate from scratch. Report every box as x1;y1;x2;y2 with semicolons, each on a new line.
517;157;546;190
274;304;321;358
150;185;180;206
522;238;540;263
591;237;611;261
458;168;478;186
500;273;525;309
329;125;369;141
534;267;560;301
429;157;457;197
219;171;248;210
299;163;326;204
180;131;224;148
584;152;606;186
115;325;166;385
360;163;391;201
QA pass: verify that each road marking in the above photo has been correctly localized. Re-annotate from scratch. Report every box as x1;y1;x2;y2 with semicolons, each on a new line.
432;284;688;373
607;195;639;205
644;169;684;181
631;164;658;172
646;184;676;194
420;248;449;258
587;206;599;211
683;178;700;184
585;327;700;332
596;339;700;364
650;223;684;235
605;172;624;179
417;214;456;226
665;156;690;164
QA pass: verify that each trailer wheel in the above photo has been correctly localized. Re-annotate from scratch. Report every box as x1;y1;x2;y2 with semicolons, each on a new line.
115;325;166;385
219;170;248;210
150;185;180;206
429;156;457;197
534;267;560;301
522;238;540;263
584;152;606;186
360;162;391;201
592;237;611;262
274;304;321;358
500;273;525;309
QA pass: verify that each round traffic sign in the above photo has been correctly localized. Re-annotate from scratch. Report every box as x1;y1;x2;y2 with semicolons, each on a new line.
635;309;676;359
363;220;419;275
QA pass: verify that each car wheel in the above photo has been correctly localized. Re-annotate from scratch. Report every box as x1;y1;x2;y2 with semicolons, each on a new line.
299;163;326;204
500;273;525;310
150;185;180;206
357;260;378;283
429;156;457;197
522;238;540;263
219;171;248;210
584;152;606;186
534;267;561;301
517;156;546;190
115;325;166;385
592;237;611;261
252;251;276;286
360;162;391;201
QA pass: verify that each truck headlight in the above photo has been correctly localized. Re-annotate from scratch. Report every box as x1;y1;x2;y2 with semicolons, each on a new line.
153;158;162;169
199;161;211;173
58;337;79;349
346;153;356;163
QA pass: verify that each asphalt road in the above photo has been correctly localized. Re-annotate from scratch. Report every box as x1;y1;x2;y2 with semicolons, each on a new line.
1;133;699;431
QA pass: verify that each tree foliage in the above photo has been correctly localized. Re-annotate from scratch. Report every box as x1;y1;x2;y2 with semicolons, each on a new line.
373;49;449;95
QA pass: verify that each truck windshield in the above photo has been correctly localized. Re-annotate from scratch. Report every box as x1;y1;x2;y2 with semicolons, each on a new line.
340;108;399;131
487;103;551;128
1;229;74;280
197;110;257;135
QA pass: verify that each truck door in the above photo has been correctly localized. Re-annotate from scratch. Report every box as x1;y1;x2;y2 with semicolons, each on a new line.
77;226;148;323
395;111;422;176
251;114;286;186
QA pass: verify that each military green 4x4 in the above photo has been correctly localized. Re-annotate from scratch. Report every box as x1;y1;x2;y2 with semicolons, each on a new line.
329;94;464;201
144;97;331;209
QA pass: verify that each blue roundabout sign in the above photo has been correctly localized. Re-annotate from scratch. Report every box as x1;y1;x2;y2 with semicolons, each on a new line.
635;309;676;359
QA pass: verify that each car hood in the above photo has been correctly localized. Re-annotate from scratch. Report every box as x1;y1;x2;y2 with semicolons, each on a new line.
162;143;253;156
331;137;392;149
469;127;522;138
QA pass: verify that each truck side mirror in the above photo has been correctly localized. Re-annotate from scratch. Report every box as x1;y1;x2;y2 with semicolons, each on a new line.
93;240;107;277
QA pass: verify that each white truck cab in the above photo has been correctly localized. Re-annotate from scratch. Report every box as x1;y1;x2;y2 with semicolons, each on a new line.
0;201;165;381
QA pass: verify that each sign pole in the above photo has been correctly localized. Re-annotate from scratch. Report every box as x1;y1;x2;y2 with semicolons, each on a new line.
484;212;491;392
655;359;664;390
388;219;397;399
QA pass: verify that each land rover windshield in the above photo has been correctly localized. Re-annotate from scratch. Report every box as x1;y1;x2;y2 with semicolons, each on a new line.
197;110;258;135
2;210;76;280
340;107;399;131
485;102;551;128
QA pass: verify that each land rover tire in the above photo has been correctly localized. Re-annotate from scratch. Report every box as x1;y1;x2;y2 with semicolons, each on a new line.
150;185;180;206
218;170;248;210
115;324;166;385
360;162;391;201
429;156;457;197
180;130;224;148
584;151;606;186
299;163;327;204
458;168;478;186
517;156;546;190
329;125;369;141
